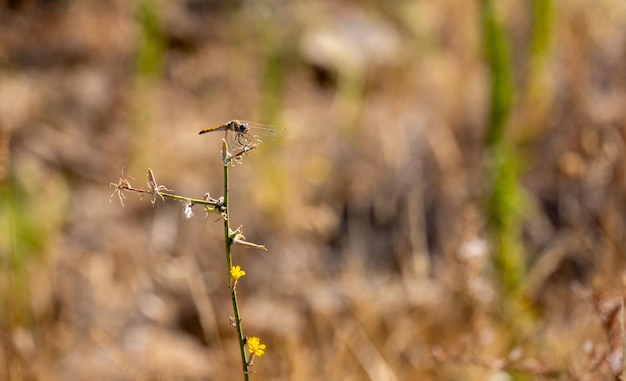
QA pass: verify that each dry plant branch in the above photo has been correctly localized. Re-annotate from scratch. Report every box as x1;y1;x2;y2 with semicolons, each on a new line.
110;122;279;380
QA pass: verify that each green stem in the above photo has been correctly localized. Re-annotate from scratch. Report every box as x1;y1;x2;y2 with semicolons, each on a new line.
480;0;513;148
223;162;249;380
480;0;524;294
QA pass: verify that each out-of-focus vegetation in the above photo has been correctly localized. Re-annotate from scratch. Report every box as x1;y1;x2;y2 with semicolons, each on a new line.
1;0;626;380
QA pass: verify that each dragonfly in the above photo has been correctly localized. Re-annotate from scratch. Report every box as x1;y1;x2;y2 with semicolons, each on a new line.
198;120;287;150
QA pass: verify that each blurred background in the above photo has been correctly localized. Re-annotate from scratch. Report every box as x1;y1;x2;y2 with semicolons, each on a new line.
1;0;626;380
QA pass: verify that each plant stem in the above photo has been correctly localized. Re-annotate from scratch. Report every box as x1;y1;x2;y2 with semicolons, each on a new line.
480;0;524;295
222;161;249;380
114;185;223;209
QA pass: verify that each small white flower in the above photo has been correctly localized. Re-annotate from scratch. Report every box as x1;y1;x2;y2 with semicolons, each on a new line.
183;201;194;219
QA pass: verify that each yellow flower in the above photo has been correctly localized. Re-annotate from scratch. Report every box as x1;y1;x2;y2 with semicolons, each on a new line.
230;265;246;281
247;336;266;357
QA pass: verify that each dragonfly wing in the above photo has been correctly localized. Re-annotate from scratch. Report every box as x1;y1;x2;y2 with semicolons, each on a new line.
241;121;288;139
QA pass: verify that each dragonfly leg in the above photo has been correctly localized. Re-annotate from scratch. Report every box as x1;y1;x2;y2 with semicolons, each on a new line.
236;133;252;148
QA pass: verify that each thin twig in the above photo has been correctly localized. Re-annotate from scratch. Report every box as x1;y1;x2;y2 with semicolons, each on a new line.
221;140;250;380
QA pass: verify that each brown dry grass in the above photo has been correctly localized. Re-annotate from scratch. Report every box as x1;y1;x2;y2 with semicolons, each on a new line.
2;0;626;380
